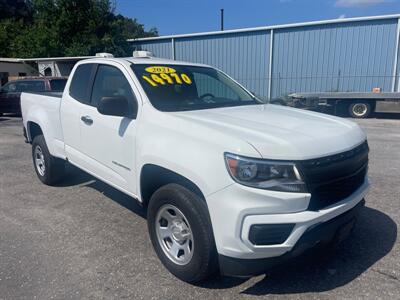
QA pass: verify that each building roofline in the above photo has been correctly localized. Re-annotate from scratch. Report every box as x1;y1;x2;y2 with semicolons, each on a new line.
0;58;23;63
21;56;95;62
1;56;95;63
128;14;400;43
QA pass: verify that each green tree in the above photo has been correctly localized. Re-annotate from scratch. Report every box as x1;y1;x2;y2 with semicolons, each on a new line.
0;0;157;58
0;0;33;22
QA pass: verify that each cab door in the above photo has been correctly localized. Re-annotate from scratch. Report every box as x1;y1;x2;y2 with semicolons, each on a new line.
78;63;138;195
60;63;97;162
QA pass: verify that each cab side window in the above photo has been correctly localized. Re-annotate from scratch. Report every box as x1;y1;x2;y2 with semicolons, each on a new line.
50;79;67;91
90;65;137;116
69;64;94;103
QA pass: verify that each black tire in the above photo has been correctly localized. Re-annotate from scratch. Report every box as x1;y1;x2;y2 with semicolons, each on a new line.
32;135;65;185
147;183;218;283
348;101;372;118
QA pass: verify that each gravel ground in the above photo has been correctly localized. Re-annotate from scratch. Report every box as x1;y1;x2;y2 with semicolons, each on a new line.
0;114;399;299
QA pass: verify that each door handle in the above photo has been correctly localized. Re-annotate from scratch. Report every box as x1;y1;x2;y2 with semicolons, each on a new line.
81;115;93;125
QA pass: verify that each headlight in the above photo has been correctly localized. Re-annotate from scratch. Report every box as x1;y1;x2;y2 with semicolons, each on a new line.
224;153;307;192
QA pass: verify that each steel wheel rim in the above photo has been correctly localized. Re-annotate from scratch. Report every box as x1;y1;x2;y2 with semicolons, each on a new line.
155;204;194;265
34;145;46;176
352;103;367;117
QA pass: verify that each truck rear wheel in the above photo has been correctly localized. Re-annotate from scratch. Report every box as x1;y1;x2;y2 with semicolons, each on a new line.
32;135;65;185
147;183;218;283
348;101;372;118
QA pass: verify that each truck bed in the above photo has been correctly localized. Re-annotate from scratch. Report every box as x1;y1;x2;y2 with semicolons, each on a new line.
21;91;66;159
25;91;63;98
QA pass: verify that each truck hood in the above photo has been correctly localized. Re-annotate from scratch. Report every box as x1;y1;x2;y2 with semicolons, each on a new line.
172;104;366;160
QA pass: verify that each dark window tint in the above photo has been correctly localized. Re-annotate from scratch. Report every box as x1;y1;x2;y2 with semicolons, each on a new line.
91;65;135;108
44;67;52;76
0;72;9;86
193;72;237;100
49;79;67;91
132;64;258;112
69;64;93;103
1;82;17;92
16;81;45;92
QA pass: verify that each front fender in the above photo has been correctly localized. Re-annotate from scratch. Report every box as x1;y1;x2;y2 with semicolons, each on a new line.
136;108;261;198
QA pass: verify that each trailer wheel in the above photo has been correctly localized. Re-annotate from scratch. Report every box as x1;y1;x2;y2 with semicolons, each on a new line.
348;101;372;118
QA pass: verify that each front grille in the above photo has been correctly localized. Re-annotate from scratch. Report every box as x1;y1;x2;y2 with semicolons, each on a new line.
298;141;369;211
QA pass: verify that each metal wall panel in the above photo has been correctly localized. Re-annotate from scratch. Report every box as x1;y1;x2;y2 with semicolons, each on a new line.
131;16;400;99
175;31;271;99
135;40;172;59
272;19;398;97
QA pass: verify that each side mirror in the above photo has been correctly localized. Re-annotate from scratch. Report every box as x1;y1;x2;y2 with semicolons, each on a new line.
97;96;131;118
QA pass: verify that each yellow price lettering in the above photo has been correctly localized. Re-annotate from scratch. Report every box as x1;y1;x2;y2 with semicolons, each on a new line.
142;72;192;87
142;75;157;87
170;73;182;84
181;73;192;84
160;73;173;84
151;74;166;85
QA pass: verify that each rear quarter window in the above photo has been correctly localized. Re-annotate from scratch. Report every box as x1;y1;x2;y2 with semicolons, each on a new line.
49;79;67;91
69;64;94;103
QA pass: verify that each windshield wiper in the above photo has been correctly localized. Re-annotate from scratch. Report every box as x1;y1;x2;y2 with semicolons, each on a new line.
166;100;261;112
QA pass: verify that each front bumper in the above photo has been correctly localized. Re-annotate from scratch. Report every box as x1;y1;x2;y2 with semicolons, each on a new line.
219;199;364;277
206;178;369;260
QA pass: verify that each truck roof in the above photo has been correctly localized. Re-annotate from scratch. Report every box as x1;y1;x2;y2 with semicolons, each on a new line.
81;56;211;69
126;57;209;67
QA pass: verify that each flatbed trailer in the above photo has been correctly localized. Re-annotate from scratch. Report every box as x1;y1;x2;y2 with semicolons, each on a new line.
287;92;400;118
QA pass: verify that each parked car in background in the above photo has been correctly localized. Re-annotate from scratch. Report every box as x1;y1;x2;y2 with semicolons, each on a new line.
0;77;67;115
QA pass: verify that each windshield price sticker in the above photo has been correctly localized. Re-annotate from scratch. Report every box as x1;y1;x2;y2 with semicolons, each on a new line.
142;66;192;87
145;66;176;74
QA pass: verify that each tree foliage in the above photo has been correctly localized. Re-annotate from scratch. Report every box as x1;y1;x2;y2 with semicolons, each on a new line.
0;0;33;22
0;0;157;58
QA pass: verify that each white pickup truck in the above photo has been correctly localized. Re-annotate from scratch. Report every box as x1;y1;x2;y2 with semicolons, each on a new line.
21;53;369;282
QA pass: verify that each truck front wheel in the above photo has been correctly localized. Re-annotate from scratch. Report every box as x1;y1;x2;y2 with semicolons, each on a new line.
32;135;65;185
147;183;218;283
348;101;372;118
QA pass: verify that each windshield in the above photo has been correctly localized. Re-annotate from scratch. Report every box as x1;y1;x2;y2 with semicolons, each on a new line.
131;64;261;112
